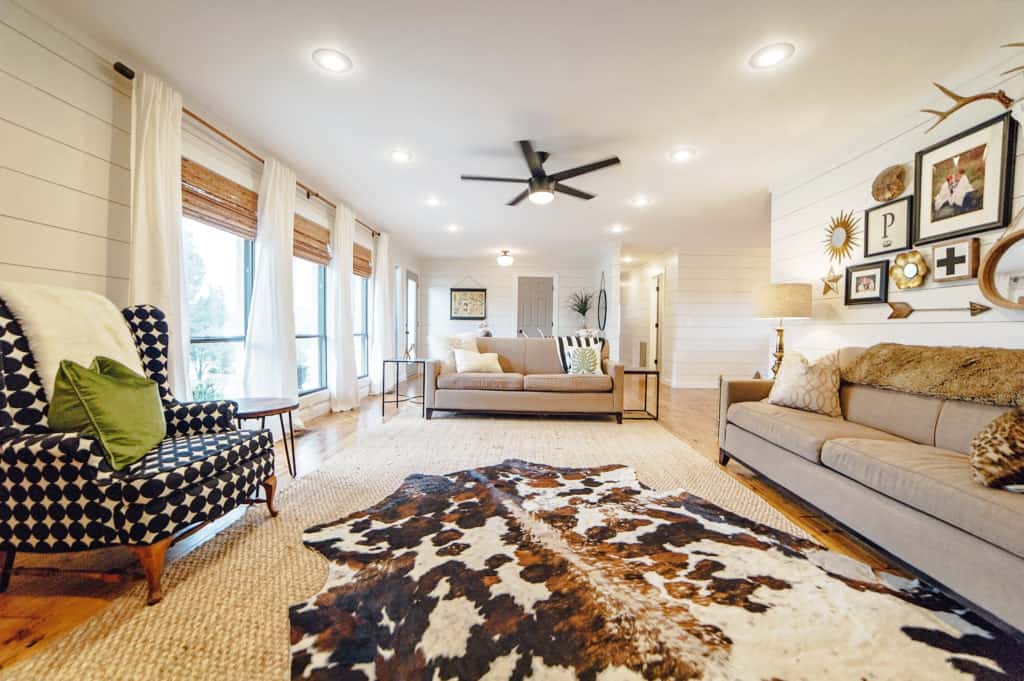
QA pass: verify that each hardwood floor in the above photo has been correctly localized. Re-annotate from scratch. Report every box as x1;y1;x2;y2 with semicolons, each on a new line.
0;378;899;670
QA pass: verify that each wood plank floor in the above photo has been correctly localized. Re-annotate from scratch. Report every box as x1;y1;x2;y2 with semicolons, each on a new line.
0;379;899;670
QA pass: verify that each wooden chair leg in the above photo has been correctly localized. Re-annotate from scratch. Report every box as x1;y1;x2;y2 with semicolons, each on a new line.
719;449;731;466
129;536;172;605
0;549;14;593
262;475;279;517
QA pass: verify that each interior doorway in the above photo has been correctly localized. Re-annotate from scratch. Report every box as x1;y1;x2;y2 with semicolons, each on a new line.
649;274;662;369
516;276;554;337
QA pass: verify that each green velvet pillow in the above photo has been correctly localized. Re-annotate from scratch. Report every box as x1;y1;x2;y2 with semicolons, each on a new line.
48;357;165;471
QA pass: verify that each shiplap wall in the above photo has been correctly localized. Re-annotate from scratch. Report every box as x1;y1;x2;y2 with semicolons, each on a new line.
0;0;131;304
771;59;1024;356
619;267;653;368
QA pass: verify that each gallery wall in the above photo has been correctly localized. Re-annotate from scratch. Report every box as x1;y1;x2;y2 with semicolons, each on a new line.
770;56;1024;357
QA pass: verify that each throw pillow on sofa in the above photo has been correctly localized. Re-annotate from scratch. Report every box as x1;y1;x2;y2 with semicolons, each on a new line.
566;346;603;375
453;349;504;374
428;333;479;374
970;408;1024;490
768;351;842;418
48;356;166;471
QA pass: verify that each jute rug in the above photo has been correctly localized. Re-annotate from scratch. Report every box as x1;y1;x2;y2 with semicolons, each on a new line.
291;460;1024;680
3;414;804;681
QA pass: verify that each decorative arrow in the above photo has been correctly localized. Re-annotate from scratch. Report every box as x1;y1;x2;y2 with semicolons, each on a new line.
887;301;991;319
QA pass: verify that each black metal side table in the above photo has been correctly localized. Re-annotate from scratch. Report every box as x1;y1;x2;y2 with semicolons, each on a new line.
381;358;428;418
234;397;299;477
623;367;660;420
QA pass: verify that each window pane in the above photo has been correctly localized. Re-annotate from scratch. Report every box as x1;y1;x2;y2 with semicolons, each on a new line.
293;258;321;336
296;336;324;392
351;275;366;334
189;341;245;400
183;217;247;338
355;335;367;378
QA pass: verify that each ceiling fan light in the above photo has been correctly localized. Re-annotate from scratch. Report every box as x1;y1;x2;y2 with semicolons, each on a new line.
528;189;554;205
496;250;514;266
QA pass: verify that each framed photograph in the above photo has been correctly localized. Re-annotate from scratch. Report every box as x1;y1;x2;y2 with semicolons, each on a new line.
912;112;1017;246
845;260;889;305
449;288;487;320
931;237;980;282
864;196;912;257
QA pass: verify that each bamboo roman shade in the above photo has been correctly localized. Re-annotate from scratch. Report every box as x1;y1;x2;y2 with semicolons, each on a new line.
293;214;331;265
353;243;372;278
181;157;257;239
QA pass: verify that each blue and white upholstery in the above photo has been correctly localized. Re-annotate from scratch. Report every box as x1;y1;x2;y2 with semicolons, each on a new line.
0;299;276;593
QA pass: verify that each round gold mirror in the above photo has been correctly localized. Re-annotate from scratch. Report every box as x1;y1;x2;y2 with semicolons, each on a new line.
890;250;928;289
979;228;1024;309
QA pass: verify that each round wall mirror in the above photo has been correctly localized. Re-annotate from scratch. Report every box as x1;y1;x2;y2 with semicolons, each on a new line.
890;250;928;289
980;229;1024;309
831;228;847;248
597;288;608;330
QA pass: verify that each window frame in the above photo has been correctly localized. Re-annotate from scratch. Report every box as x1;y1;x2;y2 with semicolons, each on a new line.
296;263;328;396
354;275;369;379
187;227;254;347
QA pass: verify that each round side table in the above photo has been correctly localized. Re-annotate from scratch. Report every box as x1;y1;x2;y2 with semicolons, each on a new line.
234;398;299;477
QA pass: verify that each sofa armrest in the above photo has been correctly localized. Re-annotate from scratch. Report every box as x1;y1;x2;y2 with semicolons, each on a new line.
423;360;441;408
718;377;774;446
164;399;238;437
605;360;625;412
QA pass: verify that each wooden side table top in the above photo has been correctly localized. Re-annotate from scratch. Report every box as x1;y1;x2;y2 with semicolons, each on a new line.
233;397;299;418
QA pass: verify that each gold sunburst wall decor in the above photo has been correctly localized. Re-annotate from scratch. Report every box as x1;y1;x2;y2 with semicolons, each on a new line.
823;210;861;264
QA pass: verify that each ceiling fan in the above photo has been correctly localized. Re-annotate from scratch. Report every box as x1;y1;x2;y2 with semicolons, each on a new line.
460;140;621;206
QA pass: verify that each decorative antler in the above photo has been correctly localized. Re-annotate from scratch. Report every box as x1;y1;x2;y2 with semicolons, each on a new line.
920;42;1022;132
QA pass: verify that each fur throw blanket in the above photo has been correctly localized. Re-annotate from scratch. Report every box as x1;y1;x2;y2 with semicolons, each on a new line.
843;343;1024;407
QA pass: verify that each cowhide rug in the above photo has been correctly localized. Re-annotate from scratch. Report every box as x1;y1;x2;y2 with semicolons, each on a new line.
289;460;1024;680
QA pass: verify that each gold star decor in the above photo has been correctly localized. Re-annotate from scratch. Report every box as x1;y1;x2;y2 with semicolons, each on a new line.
823;210;861;263
821;267;842;296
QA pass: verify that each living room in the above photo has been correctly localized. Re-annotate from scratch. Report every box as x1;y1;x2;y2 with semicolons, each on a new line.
1;1;1023;679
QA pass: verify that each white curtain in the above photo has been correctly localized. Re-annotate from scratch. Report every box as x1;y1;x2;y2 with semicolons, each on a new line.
128;73;191;398
368;233;394;395
326;203;359;411
243;158;301;427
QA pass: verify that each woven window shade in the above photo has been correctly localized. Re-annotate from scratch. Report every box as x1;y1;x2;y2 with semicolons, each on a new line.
353;243;372;278
181;158;257;239
294;214;331;265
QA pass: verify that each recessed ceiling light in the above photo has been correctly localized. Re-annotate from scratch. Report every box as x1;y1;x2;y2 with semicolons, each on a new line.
312;48;353;73
390;148;413;164
608;223;627;234
668;147;697;163
630;195;651;208
496;250;514;266
622;255;634;264
426;196;443;207
446;223;460;233
748;42;795;70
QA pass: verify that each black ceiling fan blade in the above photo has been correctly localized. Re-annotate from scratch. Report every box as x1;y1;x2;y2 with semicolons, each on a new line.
461;175;528;183
518;140;546;178
548;157;621;183
554;184;595;200
507;188;530;206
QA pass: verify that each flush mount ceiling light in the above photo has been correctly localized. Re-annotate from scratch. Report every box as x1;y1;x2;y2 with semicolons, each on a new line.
748;42;796;70
630;195;651;207
312;48;353;73
622;255;634;264
426;196;443;207
496;250;514;266
668;146;697;163
390;148;413;164
446;223;460;233
608;223;627;234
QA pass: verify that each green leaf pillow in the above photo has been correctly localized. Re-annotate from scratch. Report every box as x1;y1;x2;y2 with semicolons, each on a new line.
48;357;165;471
567;346;602;375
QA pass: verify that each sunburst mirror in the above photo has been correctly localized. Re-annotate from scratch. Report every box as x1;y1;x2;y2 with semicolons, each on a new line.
823;210;861;263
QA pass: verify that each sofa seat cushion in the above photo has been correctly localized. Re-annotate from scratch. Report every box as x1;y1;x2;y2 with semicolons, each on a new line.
436;372;523;391
822;438;1024;560
523;374;612;392
727;401;903;463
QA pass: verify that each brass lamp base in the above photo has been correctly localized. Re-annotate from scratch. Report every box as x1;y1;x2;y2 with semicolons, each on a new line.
771;323;785;377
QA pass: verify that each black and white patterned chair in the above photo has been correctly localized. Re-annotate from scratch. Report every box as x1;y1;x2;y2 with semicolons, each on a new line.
0;300;278;604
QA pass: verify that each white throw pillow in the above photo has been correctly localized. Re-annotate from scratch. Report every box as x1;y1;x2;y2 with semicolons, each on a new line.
428;333;479;374
768;351;842;418
566;345;603;375
453;349;503;374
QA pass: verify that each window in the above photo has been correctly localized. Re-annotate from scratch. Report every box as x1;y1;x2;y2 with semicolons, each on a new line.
183;216;252;400
352;274;369;378
294;257;327;394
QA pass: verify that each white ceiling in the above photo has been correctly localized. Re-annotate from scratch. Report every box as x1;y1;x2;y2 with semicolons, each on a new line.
38;0;1024;261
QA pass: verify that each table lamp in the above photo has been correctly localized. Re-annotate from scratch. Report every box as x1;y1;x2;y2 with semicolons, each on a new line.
754;283;812;377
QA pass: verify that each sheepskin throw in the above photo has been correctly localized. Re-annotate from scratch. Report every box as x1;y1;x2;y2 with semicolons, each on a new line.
971;408;1024;489
843;343;1024;407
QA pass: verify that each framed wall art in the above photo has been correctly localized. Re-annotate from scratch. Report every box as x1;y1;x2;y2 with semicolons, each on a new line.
449;288;487;320
864;196;912;257
931;237;980;283
912;112;1018;246
845;260;889;306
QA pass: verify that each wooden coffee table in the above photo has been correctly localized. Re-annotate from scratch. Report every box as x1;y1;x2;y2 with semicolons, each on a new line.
234;397;299;477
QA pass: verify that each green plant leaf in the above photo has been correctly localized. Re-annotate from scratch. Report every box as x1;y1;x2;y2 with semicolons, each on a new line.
569;346;599;374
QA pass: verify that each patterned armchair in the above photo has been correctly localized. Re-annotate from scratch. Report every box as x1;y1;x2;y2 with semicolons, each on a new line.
0;301;277;604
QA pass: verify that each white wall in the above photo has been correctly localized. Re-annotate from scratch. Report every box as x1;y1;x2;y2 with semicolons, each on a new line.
619;267;652;369
0;0;131;305
771;59;1024;357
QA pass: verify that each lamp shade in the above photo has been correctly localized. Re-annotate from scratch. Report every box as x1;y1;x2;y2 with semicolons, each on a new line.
754;283;812;319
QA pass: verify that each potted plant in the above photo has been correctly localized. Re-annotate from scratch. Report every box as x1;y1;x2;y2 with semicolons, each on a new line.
567;290;594;334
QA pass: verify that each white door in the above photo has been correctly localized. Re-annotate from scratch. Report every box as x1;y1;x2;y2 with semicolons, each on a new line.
648;274;662;369
405;271;419;364
517;277;554;337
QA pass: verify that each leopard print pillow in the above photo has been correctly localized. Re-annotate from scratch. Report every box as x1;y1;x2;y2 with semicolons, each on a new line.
970;409;1024;489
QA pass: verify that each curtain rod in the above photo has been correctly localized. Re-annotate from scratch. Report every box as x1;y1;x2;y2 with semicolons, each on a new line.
114;61;381;238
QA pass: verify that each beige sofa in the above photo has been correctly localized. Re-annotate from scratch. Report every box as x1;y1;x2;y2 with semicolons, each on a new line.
424;337;624;422
718;347;1024;633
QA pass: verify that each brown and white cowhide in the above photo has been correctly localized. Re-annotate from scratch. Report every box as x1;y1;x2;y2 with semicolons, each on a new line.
289;461;1024;680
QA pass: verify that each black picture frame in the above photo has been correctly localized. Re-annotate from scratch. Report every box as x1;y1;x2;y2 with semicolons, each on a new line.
844;260;889;306
912;112;1017;246
864;196;912;257
449;288;487;320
